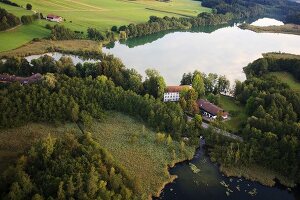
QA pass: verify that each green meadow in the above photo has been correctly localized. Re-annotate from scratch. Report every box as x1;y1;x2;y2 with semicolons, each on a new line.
0;0;210;52
270;72;300;93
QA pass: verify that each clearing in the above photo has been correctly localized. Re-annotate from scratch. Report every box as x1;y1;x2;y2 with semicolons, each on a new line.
86;111;195;197
270;72;300;93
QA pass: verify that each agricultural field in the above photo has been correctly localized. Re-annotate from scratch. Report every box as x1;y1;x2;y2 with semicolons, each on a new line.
87;111;195;197
0;123;79;172
219;95;247;132
11;0;210;32
0;21;50;52
270;72;300;93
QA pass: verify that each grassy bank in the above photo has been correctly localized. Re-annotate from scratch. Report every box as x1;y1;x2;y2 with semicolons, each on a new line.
11;0;210;32
0;39;101;57
220;164;296;188
0;21;51;52
86;112;195;198
0;123;79;171
239;23;300;35
0;0;210;52
263;52;300;59
219;95;247;132
270;72;300;93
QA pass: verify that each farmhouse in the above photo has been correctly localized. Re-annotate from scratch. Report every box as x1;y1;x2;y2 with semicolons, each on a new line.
0;73;42;85
46;14;63;22
197;99;228;120
163;85;192;102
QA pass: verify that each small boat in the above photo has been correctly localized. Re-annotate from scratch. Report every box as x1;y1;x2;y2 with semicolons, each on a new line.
189;163;201;173
220;181;229;187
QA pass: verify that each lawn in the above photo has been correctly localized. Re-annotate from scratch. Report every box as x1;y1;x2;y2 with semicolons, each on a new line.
270;72;300;93
219;95;247;132
0;123;79;172
0;20;50;52
86;111;195;198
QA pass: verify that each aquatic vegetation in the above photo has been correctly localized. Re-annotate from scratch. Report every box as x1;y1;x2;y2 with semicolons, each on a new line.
189;163;201;174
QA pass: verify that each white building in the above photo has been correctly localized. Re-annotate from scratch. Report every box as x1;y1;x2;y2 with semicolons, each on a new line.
163;85;192;102
46;14;63;23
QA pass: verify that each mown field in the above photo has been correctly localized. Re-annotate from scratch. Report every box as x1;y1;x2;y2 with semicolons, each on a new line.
12;0;210;31
87;112;195;197
219;95;247;132
0;21;50;52
0;123;79;171
0;0;210;52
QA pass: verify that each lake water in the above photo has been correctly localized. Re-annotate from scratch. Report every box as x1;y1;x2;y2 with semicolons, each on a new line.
103;18;300;85
155;144;299;200
26;52;99;64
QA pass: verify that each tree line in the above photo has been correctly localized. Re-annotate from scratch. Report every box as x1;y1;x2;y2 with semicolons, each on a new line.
0;133;142;199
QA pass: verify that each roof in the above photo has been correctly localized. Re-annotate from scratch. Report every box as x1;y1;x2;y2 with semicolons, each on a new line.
0;73;42;84
197;99;228;117
165;85;191;93
47;14;61;18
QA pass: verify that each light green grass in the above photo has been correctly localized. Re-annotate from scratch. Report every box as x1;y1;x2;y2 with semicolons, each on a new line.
219;95;247;132
87;111;195;197
11;0;210;32
0;123;79;171
270;72;300;93
0;2;34;17
0;20;50;52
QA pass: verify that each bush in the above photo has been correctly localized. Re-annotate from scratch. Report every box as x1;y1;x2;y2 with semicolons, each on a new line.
26;3;32;10
111;25;118;32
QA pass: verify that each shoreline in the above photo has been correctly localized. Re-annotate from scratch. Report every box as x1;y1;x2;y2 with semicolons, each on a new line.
239;23;300;36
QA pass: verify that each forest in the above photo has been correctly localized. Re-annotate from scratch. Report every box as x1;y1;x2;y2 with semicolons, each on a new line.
0;132;141;199
206;56;300;185
201;0;300;23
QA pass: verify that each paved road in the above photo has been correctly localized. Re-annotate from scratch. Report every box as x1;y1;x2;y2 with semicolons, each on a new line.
202;122;243;142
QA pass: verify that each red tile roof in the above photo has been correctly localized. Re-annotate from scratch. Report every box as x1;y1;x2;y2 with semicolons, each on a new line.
197;99;228;117
166;85;191;93
47;14;61;19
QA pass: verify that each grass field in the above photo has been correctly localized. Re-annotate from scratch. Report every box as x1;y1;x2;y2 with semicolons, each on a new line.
0;123;79;171
263;52;300;59
219;95;247;132
87;112;195;197
270;72;300;93
11;0;210;32
0;0;210;52
0;21;50;52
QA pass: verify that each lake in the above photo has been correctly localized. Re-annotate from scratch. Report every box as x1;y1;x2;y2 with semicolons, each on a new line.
154;140;299;200
103;18;300;85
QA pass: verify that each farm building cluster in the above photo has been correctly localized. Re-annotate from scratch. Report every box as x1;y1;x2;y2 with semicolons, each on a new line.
46;14;63;22
163;85;228;120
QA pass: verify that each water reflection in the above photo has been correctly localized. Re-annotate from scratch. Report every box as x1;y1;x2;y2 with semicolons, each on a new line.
250;18;284;26
155;146;298;200
103;19;300;85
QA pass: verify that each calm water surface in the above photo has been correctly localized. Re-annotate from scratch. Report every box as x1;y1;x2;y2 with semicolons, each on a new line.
103;18;300;85
155;144;299;200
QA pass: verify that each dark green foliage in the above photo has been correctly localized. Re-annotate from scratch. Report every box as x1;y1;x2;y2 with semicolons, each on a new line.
0;8;20;31
286;12;300;25
222;57;300;184
122;13;234;38
111;25;118;32
87;27;105;40
26;3;32;10
21;13;39;25
49;25;82;40
0;133;141;199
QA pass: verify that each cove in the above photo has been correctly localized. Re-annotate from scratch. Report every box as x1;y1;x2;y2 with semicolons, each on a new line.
155;141;300;200
103;18;300;85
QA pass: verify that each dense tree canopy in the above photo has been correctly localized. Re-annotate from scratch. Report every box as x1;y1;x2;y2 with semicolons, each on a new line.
0;133;141;199
0;8;20;31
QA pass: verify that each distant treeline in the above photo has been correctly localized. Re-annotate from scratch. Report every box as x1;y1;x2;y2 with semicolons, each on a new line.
119;13;234;38
243;56;300;81
200;0;300;24
0;8;20;31
0;0;20;7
